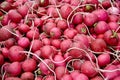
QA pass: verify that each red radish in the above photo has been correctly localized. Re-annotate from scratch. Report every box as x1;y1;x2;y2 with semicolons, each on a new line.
37;7;46;17
68;42;86;58
5;77;22;80
98;53;111;67
1;14;9;26
52;54;66;66
57;19;68;30
34;18;43;27
55;66;67;80
20;72;34;80
108;14;119;22
74;73;89;80
0;1;12;11
60;4;73;19
61;74;72;80
64;28;77;39
73;34;89;47
103;30;119;46
114;76;120;80
70;0;80;6
5;62;22;76
43;22;56;34
40;45;54;59
81;61;98;78
72;60;82;70
47;7;59;18
5;38;15;48
83;0;98;4
18;23;30;33
72;13;83;25
101;0;111;9
60;39;72;52
22;58;37;72
0;26;13;41
42;38;51;45
70;70;80;79
31;39;42;52
83;13;98;27
0;54;4;66
90;38;107;52
107;7;120;15
75;23;87;34
1;47;9;58
50;27;61;39
51;39;61;49
8;10;22;23
38;59;55;75
92;9;108;21
90;76;103;80
43;75;54;80
39;0;49;7
32;50;41;62
17;5;29;17
103;65;119;80
94;21;109;34
18;37;30;48
8;46;26;62
108;22;119;31
26;30;39;40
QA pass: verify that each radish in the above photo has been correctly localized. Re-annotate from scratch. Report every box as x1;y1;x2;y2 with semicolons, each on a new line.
60;39;72;52
41;45;54;59
103;30;119;46
42;22;56;34
90;76;103;80
61;74;72;80
39;0;49;7
55;66;67;80
81;61;98;78
0;54;4;66
108;22;119;31
0;26;13;41
92;9;108;21
57;19;68;30
38;59;55;75
8;46;26;62
43;75;54;80
1;14;9;26
31;39;42;52
18;37;30;48
72;13;83;25
1;47;9;58
90;38;107;52
22;58;37;72
74;73;89;80
17;5;29;18
51;39;61;49
5;77;22;80
72;60;82;70
70;70;80;79
94;21;109;34
103;65;119;80
20;72;34;80
0;1;12;11
98;53;111;67
114;76;120;80
83;13;98;27
5;38;15;48
8;10;22;23
108;14;119;22
42;38;51;45
18;23;30;33
107;7;120;15
101;0;111;9
60;4;73;19
50;27;61;39
75;23;87;34
5;62;22;76
64;28;77;39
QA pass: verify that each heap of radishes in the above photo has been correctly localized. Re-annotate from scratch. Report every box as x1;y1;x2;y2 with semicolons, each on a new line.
0;0;120;80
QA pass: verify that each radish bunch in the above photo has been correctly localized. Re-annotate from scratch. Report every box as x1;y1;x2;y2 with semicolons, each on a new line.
0;0;120;80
